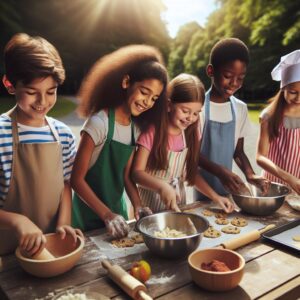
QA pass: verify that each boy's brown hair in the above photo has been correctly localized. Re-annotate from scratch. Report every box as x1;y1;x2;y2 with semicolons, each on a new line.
4;33;65;86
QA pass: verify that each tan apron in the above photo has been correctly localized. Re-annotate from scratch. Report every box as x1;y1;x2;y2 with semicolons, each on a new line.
0;107;64;255
138;132;188;213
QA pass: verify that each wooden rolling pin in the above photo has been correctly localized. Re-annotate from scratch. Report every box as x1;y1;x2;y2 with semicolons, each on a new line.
216;224;276;250
102;260;152;300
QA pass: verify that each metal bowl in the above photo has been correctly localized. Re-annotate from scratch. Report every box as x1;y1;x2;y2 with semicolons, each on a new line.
135;212;209;259
232;182;290;216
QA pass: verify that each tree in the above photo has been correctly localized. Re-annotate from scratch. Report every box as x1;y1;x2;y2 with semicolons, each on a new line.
1;0;170;94
168;22;201;78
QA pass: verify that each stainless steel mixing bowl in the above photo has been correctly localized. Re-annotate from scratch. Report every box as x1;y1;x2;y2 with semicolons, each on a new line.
232;182;290;216
135;212;209;259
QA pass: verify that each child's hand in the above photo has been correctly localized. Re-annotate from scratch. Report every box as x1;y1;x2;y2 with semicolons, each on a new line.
214;196;235;213
104;212;129;238
14;215;46;256
159;183;181;212
219;169;244;194
56;225;84;244
289;177;300;195
247;175;270;194
134;206;152;220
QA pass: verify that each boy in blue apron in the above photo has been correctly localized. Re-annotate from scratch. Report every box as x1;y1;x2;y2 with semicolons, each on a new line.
0;33;82;256
71;45;168;238
195;38;269;200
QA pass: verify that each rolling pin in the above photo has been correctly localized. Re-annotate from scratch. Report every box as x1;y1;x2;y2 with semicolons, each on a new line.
102;260;152;300
216;224;276;250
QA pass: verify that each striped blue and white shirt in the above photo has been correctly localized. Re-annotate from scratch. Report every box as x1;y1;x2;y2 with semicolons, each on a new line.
0;114;76;207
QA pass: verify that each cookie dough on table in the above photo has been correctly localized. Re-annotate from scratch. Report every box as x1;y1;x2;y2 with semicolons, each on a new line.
111;233;144;248
215;212;228;219
204;226;221;238
202;209;214;217
231;217;248;227
215;218;229;225
221;225;241;234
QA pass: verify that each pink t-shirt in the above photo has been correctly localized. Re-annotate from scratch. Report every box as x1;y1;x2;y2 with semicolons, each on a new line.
137;126;185;152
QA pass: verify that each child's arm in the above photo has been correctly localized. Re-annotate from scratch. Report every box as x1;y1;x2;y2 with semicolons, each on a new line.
0;209;45;256
257;119;300;193
124;152;152;220
198;153;245;194
194;173;234;213
132;146;180;211
56;181;84;242
70;132;129;237
234;138;269;192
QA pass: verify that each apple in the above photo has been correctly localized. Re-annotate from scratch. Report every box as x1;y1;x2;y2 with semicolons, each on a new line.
129;260;151;282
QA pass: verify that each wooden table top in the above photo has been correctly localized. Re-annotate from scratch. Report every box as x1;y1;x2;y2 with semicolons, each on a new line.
0;202;299;300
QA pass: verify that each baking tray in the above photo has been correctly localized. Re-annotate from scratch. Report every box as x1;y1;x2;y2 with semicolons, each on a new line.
262;219;300;252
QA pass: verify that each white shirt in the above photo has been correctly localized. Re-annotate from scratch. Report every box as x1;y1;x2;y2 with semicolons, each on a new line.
199;98;253;147
82;110;140;168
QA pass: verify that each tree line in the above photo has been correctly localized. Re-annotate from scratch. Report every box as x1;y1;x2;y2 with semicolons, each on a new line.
1;0;299;100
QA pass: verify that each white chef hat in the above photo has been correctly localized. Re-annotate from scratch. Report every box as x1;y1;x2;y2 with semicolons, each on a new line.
271;50;300;88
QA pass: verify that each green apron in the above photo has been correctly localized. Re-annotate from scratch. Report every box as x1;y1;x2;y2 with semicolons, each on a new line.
72;109;135;231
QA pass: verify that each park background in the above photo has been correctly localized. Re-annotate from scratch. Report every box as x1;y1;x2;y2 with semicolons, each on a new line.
0;0;299;183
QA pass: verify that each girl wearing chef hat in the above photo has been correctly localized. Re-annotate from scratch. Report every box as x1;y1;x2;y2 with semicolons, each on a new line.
257;50;300;194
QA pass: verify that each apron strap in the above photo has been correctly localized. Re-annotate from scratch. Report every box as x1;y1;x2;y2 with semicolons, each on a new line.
108;108;135;145
107;109;115;142
7;106;60;142
45;116;60;142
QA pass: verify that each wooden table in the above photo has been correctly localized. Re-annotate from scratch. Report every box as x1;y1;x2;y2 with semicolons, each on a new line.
1;202;299;300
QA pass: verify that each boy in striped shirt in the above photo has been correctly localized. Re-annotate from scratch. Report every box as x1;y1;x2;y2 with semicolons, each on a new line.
0;33;83;256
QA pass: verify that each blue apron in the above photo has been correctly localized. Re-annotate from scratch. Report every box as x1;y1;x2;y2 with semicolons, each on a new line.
194;88;236;199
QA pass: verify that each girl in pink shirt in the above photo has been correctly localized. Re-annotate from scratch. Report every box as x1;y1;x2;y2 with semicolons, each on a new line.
132;74;234;213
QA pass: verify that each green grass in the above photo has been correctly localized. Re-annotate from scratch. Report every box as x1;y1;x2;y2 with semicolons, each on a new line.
0;96;76;118
247;102;267;124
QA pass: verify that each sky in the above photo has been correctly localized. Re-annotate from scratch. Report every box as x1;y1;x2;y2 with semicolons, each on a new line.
161;0;219;38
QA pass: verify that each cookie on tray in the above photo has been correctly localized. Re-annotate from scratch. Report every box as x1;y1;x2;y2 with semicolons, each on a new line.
221;225;240;234
231;217;248;227
215;217;229;225
204;226;221;238
111;237;135;248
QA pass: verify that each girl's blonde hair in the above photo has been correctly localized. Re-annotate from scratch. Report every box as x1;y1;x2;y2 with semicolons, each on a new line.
77;45;168;130
148;73;205;185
